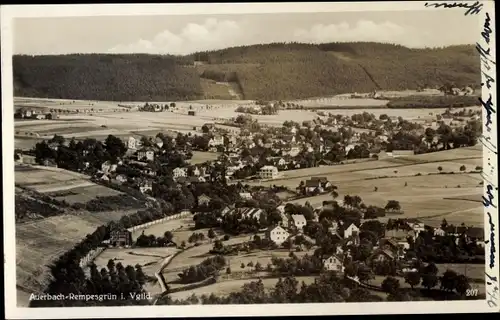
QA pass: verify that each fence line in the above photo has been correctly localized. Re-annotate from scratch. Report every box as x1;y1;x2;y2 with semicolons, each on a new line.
127;211;191;233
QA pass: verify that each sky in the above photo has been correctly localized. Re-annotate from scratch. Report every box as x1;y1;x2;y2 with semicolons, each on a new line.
13;10;479;55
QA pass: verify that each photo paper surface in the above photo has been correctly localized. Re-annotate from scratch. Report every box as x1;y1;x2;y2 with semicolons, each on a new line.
1;1;498;318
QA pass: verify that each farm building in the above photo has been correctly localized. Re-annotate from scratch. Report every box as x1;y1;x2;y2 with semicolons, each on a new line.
188;111;196;116
266;226;290;246
109;229;132;247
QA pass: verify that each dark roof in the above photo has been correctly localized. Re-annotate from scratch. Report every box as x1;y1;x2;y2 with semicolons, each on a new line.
305;180;321;187
466;227;484;239
373;249;395;260
444;226;469;234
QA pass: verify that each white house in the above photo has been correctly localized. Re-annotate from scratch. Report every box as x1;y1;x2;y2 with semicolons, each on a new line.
277;158;287;167
127;136;138;150
137;148;155;162
280;212;289;228
208;135;224;147
277;205;285;214
289;214;307;231
116;174;127;184
198;194;211;206
323;255;344;273
259;165;279;180
173;167;187;179
266;226;290;246
434;227;446;237
344;223;360;239
285;145;301;157
239;192;253;200
192;167;201;176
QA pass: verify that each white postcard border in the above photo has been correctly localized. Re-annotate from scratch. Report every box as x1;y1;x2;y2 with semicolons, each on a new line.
1;1;498;318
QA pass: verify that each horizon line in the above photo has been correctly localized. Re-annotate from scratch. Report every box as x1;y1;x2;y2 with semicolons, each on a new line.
13;41;477;57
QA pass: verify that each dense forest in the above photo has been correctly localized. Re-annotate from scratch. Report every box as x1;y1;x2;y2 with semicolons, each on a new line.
13;42;481;101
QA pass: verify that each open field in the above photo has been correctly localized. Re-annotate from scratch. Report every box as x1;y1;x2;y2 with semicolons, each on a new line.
168;275;317;300
247;147;483;226
250;147;482;189
16;165;95;192
292;97;389;108
15;206;143;307
15;97;130;112
14;97;481;144
189;151;220;165
16;165;123;200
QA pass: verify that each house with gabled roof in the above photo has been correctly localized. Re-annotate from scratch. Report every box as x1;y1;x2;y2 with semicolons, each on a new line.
289;214;307;231
343;223;360;239
198;194;211;206
323;254;344;273
370;248;396;263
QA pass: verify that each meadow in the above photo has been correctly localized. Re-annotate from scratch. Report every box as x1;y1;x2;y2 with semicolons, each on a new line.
254;146;483;227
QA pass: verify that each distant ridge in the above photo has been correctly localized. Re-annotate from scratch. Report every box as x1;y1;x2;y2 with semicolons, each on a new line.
13;42;480;101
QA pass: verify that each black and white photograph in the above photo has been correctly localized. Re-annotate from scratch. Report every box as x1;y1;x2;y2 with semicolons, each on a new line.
1;1;498;318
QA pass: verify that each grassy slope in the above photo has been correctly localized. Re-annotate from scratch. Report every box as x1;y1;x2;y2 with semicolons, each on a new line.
14;43;480;101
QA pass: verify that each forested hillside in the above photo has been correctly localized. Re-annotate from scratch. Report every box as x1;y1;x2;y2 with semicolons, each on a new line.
13;54;203;101
13;42;480;101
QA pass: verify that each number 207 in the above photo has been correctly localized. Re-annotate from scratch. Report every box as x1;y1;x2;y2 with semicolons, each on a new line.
466;289;479;296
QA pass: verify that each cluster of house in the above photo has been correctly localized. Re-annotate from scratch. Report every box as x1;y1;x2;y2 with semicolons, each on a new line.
296;177;333;195
263;210;485;274
15;108;60;120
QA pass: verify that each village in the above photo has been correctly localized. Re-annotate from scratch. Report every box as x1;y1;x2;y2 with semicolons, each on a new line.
15;94;485;306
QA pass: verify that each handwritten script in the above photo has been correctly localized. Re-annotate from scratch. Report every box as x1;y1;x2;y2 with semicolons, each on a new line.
424;1;483;15
485;212;496;269
480;93;496;132
486;272;498;308
472;3;499;310
483;184;497;209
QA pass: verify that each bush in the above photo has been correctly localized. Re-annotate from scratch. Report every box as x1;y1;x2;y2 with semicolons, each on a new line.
223;235;230;241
